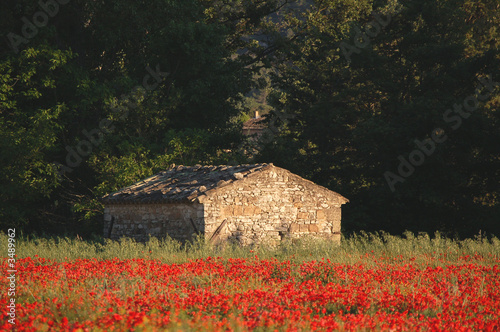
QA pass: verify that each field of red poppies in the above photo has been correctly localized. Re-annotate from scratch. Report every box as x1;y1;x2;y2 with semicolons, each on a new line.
3;249;500;331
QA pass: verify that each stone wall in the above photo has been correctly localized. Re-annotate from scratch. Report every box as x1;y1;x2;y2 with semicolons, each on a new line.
104;166;345;244
200;166;343;246
103;202;203;242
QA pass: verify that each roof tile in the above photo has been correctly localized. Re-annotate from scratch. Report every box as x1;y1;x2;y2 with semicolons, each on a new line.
102;164;272;204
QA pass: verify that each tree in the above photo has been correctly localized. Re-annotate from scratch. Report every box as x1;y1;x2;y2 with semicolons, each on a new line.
0;0;291;234
261;0;500;237
0;0;290;232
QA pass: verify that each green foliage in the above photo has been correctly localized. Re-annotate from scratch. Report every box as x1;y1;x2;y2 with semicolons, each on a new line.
1;0;498;238
0;46;78;228
260;0;500;237
1;0;286;234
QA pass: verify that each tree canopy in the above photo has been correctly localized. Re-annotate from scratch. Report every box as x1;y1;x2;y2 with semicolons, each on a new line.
1;0;499;238
260;0;500;237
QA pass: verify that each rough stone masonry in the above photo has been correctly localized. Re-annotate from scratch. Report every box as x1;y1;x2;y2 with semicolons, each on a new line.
102;164;348;245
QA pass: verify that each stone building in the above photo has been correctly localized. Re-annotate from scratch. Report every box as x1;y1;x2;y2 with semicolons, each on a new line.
102;163;348;245
242;111;267;138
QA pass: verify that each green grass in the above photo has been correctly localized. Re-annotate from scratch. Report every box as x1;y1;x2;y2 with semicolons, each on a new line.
3;231;499;265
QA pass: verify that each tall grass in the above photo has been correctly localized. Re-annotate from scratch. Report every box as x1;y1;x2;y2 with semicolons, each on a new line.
2;231;499;265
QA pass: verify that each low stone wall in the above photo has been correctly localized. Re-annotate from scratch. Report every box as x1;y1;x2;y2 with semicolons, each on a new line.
103;203;203;242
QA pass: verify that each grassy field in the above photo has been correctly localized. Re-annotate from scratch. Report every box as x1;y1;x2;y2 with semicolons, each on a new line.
7;231;500;265
2;232;500;331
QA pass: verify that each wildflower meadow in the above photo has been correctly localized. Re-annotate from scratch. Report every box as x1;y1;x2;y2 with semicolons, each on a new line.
2;232;500;331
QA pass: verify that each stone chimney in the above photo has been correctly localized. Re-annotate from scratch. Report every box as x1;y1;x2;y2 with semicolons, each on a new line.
254;111;260;118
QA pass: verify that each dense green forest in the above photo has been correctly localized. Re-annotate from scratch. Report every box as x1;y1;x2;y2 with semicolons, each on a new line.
1;0;499;238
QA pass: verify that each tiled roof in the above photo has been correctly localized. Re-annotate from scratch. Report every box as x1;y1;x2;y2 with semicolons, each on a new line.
101;164;272;204
242;116;267;130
